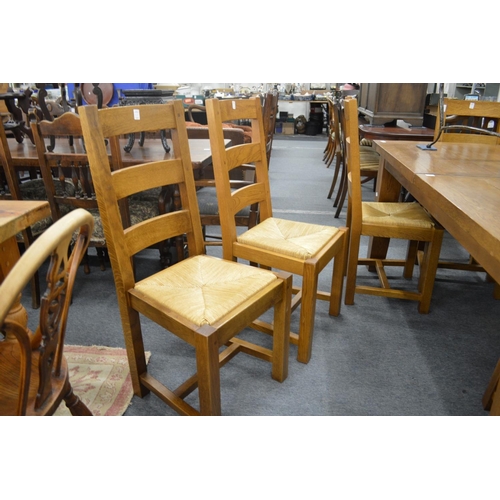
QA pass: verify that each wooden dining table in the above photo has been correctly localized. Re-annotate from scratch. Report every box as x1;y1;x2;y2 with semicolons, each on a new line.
0;199;51;281
7;136;220;176
359;122;435;142
371;141;500;283
371;139;500;415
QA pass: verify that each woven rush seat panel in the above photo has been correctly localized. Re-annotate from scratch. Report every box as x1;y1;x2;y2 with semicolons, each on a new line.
237;217;341;260
362;201;435;229
132;255;277;326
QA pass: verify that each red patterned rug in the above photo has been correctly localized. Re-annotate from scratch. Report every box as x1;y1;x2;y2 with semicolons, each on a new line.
55;345;151;416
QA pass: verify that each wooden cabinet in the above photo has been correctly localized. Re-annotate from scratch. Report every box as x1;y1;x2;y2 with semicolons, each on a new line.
358;83;428;126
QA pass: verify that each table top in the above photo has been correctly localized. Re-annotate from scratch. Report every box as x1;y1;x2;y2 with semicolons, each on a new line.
0;200;50;243
373;140;500;283
7;137;219;172
359;123;435;142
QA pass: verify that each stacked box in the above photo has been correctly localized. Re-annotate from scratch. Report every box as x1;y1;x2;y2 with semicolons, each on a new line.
283;122;295;135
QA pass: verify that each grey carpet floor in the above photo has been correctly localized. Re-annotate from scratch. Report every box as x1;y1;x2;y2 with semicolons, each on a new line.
22;134;500;416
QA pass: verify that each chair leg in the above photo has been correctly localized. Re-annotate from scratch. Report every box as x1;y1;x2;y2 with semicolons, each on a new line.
96;247;106;271
271;274;292;382
297;263;319;364
62;377;92;416
404;240;419;279
122;308;150;398
483;358;500;413
323;140;332;163
327;154;342;199
334;177;347;218
195;326;221;415
417;229;444;314
30;269;41;310
82;248;90;274
333;160;346;206
329;228;348;316
325;143;337;168
345;227;361;306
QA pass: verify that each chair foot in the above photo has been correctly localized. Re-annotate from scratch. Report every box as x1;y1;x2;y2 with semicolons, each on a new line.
63;379;92;416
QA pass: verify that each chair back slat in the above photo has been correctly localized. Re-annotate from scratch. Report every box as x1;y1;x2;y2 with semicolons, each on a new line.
112;159;184;200
97;104;179;137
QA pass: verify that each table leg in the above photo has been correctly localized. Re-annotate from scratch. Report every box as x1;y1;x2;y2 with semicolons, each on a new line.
0;236;39;347
483;359;500;415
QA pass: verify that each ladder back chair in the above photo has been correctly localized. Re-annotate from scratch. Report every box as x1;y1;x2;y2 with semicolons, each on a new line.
194;93;277;247
433;98;500;292
343;96;444;313
435;98;500;144
323;96;335;164
205;97;348;364
331;97;379;218
262;91;278;166
31;112;108;273
31;111;172;273
326;96;344;200
0;209;93;416
79;100;292;416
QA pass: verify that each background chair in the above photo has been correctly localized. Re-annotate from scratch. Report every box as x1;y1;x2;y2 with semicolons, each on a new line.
433;98;500;291
31;112;171;273
343;96;444;313
182;92;278;248
206;96;348;364
79;100;292;416
326;96;344;200
330;97;379;218
435;97;500;144
262;91;278;166
0;209;93;416
187;103;254;142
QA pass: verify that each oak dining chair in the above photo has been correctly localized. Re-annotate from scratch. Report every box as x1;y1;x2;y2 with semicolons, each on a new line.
79;100;292;416
343;96;444;313
433;98;500;290
435;98;500;145
187;92;278;248
326;96;344;199
206;96;348;364
331;97;379;218
31;111;175;272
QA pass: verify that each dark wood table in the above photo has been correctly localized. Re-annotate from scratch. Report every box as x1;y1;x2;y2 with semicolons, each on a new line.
7;136;220;176
359;122;435;142
371;140;500;415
